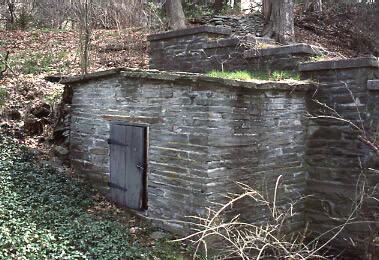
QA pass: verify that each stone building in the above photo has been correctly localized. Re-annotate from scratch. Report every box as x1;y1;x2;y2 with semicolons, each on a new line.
58;25;379;255
60;69;314;233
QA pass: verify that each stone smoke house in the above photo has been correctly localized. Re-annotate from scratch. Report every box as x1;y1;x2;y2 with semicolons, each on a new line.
57;26;379;254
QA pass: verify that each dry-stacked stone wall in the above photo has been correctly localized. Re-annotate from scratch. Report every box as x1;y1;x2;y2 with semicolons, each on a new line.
148;25;325;74
56;47;379;255
300;57;379;255
148;26;249;73
195;14;264;37
61;69;314;234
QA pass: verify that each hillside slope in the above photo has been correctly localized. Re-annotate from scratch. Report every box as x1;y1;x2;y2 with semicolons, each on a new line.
0;29;148;149
1;6;377;151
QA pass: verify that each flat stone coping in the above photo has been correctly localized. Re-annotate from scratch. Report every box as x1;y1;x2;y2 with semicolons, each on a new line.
299;57;379;71
59;68;124;84
244;43;326;58
368;80;379;90
147;25;231;42
244;36;276;45
58;68;316;92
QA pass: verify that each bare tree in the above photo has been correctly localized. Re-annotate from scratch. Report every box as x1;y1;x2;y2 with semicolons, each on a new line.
72;0;92;75
1;0;149;30
33;0;72;28
4;0;16;29
165;0;186;30
262;0;294;44
304;0;322;12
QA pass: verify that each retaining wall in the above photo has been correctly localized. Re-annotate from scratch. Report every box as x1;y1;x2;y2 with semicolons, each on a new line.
300;57;379;255
147;26;325;73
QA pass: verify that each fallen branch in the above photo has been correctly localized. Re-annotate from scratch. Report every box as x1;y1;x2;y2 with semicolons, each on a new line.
0;51;16;79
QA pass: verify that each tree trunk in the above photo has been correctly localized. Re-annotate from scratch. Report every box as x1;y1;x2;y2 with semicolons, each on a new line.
165;0;186;30
304;0;322;12
313;0;322;12
214;0;225;14
233;0;241;11
262;0;294;44
6;0;16;30
262;0;272;23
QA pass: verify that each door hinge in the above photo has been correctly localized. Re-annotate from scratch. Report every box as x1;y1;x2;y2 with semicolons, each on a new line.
107;139;128;147
108;182;128;192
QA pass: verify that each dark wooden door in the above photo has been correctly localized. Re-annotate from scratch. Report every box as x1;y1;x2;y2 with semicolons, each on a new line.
109;123;146;210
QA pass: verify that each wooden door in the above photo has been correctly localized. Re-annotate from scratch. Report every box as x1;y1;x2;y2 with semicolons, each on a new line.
109;123;146;210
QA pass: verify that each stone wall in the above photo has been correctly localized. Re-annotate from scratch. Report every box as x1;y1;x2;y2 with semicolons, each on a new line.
148;25;325;74
204;84;309;229
300;57;379;255
202;14;263;36
62;69;313;234
58;56;379;256
148;26;248;73
244;43;326;72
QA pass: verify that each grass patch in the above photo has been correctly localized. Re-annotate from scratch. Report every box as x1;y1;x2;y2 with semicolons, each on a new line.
0;133;182;259
0;87;9;108
271;70;300;81
207;70;255;80
207;70;300;81
308;54;326;62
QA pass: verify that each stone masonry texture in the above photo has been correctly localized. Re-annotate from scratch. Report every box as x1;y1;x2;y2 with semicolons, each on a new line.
147;25;325;73
60;51;379;256
300;57;379;255
64;69;313;234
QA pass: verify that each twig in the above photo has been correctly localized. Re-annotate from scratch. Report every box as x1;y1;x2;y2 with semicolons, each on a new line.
358;135;379;156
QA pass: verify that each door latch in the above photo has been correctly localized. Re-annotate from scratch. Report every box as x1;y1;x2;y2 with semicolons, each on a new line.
136;163;144;170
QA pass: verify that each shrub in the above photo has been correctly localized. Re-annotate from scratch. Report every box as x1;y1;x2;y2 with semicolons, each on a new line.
177;177;372;259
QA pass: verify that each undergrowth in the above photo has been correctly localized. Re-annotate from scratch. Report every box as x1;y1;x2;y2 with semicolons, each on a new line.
207;70;300;81
0;87;8;107
0;133;181;259
44;89;63;106
10;51;70;75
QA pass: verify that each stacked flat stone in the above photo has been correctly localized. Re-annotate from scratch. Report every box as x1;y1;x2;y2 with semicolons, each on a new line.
200;14;264;37
60;68;315;234
148;26;326;73
55;57;379;257
299;57;379;257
